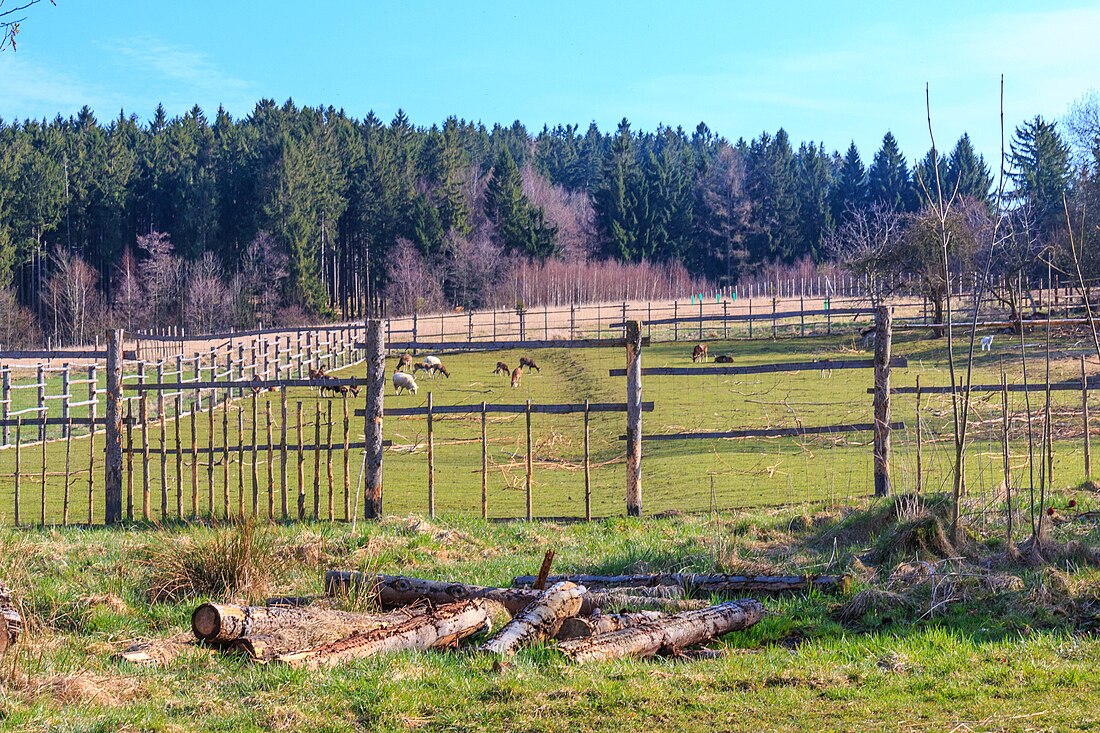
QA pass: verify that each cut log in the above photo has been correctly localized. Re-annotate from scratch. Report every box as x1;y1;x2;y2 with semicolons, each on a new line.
555;610;663;640
118;632;200;665
324;571;706;615
277;599;503;669
0;582;21;656
228;607;431;661
557;599;765;663
512;573;850;595
479;581;584;655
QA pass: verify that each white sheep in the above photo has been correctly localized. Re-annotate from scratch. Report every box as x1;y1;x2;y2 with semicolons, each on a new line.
392;371;418;395
424;356;442;367
981;335;994;352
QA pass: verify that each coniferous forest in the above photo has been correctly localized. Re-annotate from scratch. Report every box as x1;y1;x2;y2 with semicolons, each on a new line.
1;98;1098;345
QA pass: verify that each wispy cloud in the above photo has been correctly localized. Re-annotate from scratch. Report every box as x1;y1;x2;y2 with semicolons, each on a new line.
0;54;102;120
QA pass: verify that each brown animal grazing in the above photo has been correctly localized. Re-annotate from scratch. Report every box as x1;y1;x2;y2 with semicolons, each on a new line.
308;366;327;380
433;364;450;379
511;366;523;388
714;354;733;363
494;361;511;376
397;353;413;372
413;362;434;377
518;356;541;373
692;344;709;362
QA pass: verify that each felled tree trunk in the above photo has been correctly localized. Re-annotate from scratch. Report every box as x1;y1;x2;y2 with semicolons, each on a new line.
324;572;706;615
479;581;584;655
1;582;22;655
557;599;765;663
277;599;503;669
555;610;663;640
512;573;849;595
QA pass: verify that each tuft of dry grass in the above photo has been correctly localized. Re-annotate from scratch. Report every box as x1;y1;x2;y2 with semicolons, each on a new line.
142;519;284;604
831;588;909;622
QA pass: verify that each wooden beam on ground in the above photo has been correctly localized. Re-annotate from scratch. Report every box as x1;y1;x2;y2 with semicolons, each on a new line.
557;599;765;663
607;357;908;377
621;422;905;442
555;611;663;640
511;573;851;594
478;581;585;656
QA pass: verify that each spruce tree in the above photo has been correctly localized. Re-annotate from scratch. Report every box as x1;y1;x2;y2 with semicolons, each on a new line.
831;142;868;224
868;132;914;212
947;133;993;204
1010;116;1072;236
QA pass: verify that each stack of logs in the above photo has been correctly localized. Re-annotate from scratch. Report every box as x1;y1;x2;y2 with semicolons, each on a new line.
151;571;847;668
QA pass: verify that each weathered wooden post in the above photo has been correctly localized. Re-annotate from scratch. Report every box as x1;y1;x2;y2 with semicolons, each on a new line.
36;365;45;443
1083;355;1091;479
364;319;386;519
1;367;10;446
427;391;435;519
105;329;124;524
872;306;892;497
525;399;533;520
61;364;71;438
584;399;591;521
625;320;643;516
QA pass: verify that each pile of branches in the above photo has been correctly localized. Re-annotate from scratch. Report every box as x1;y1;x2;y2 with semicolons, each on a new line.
120;571;846;667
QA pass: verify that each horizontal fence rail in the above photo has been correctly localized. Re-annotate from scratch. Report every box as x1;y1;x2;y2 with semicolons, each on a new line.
360;402;656;418
626;421;907;442
608;357;909;377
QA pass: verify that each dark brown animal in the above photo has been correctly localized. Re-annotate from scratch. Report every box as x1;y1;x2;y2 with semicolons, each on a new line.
692;344;708;363
413;362;434;377
714;354;733;363
494;361;510;376
433;364;450;379
518;356;541;373
511;366;523;388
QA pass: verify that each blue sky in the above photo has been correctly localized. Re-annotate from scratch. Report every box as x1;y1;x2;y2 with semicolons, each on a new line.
2;1;1097;166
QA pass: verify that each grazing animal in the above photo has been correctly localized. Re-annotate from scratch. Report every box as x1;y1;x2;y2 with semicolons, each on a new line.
692;343;709;363
981;335;994;351
510;366;523;388
432;363;450;379
392;371;418;395
413;362;435;377
859;325;877;349
494;361;511;376
424;356;442;368
518;356;541;373
714;354;734;363
307;366;328;394
396;353;413;372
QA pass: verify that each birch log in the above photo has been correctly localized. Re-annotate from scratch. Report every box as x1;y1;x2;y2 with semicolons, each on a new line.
230;606;431;661
0;582;21;655
276;599;503;669
512;573;849;595
324;571;706;615
557;599;765;663
555;610;663;640
479;581;584;655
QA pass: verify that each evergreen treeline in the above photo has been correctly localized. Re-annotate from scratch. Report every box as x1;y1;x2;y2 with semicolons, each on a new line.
0;98;1096;345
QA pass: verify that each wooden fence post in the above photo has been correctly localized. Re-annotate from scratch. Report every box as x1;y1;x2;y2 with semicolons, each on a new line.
1;367;9;446
481;401;488;520
525;398;533;521
61;363;71;438
105;328;124;525
427;391;435;519
1083;355;1091;479
625;320;643;516
36;365;45;443
364;319;386;519
584;399;591;521
872;307;892;497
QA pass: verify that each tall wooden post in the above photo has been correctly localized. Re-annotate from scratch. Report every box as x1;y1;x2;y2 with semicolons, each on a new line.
364;319;386;519
625;320;643;516
1083;355;1091;479
872;307;892;497
525;399;533;521
1;367;10;446
104;328;124;524
427;391;435;519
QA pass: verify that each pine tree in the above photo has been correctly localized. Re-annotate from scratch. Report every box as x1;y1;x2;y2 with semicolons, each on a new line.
595;119;640;260
745;129;801;261
831;142;868;225
1010;116;1072;236
486;147;529;251
946;134;993;204
868;132;915;212
796;142;833;259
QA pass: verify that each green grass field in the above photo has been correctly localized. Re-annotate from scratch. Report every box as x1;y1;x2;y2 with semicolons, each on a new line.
3;497;1100;732
1;328;1097;526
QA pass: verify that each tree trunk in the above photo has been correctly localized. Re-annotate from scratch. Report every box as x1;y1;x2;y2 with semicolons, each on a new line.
511;573;850;595
276;599;504;669
324;572;707;615
479;581;584;656
0;582;21;656
557;599;765;663
555;610;663;641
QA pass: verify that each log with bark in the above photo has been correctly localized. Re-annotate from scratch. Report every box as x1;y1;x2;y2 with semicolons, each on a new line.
192;601;435;661
1;582;22;656
555;610;664;640
557;599;765;663
277;599;504;669
479;581;584;655
324;571;706;615
512;573;850;595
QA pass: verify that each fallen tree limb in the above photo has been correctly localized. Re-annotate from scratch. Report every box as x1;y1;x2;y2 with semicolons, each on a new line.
555;610;664;640
557;599;765;663
276;599;504;669
512;573;850;595
479;581;584;655
1;582;23;656
229;607;432;661
324;572;706;615
118;632;200;665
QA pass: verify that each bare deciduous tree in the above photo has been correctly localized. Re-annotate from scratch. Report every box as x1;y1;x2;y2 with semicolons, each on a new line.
0;286;38;348
47;247;103;345
825;203;906;307
184;252;230;334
